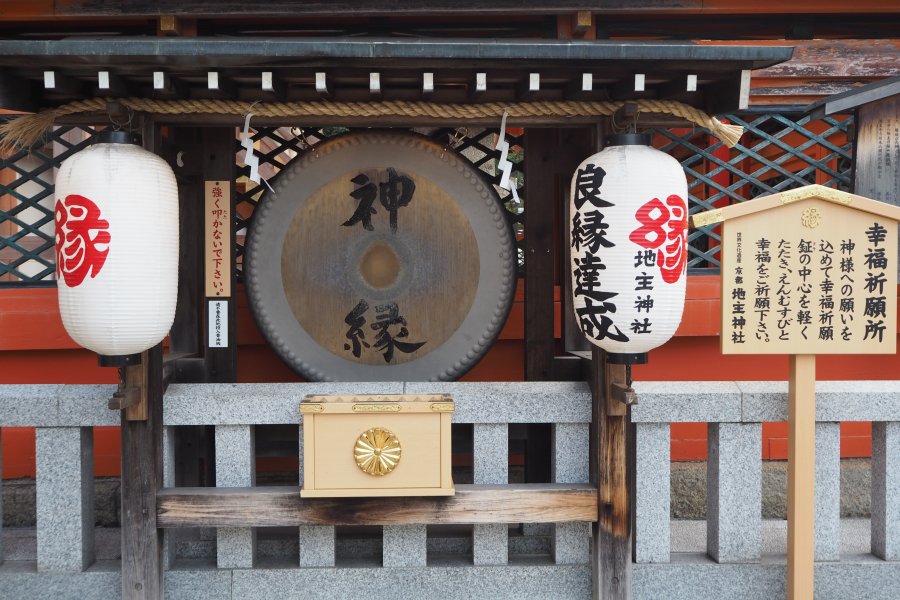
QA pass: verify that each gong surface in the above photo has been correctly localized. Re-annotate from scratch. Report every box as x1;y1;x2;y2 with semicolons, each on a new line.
245;132;516;381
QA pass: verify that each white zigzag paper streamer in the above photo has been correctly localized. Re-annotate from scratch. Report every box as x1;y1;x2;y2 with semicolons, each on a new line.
496;110;520;203
240;112;275;193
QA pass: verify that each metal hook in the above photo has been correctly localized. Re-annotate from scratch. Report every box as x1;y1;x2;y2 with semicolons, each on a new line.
291;126;310;151
107;104;134;132
441;127;467;159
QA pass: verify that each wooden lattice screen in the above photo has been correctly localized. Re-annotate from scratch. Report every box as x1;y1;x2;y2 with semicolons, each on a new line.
0;112;852;286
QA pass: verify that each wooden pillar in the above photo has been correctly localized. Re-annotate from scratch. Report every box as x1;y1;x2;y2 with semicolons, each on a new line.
591;348;632;600
202;127;238;383
167;128;204;367
524;126;597;380
119;117;166;600
523;128;557;383
120;344;164;599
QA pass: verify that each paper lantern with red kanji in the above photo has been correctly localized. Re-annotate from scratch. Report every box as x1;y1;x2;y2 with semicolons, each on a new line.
568;133;688;364
55;131;179;366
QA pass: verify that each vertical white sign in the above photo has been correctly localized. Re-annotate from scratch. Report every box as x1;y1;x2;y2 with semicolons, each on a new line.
209;300;228;348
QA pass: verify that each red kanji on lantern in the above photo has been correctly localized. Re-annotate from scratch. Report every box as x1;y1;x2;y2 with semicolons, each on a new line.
629;194;687;284
55;194;111;287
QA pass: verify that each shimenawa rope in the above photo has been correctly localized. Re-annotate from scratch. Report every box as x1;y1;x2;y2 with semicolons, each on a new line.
0;97;744;153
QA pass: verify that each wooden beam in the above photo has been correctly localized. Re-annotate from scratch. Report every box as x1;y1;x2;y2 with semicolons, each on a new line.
151;71;188;99
204;71;237;97
657;73;700;102
704;69;751;114
6;1;900;19
611;74;653;100
157;15;197;37
157;484;598;528
558;10;596;39
516;72;541;100
124;351;149;421
42;70;85;98
0;70;37;113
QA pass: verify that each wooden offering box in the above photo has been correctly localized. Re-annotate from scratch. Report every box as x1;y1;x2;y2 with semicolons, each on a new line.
300;394;455;498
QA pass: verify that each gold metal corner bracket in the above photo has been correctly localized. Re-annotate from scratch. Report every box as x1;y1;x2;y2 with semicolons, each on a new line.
690;208;723;228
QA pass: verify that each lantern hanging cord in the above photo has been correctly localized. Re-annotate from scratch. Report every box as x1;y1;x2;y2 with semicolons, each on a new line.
0;97;744;154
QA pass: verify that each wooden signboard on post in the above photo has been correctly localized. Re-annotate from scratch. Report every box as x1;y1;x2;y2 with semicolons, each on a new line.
693;183;900;600
204;180;231;298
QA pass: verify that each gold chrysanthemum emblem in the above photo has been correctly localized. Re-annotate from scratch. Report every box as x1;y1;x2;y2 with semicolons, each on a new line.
354;427;401;476
801;207;822;229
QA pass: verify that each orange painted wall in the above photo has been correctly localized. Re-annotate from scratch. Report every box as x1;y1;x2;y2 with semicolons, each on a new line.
2;278;896;478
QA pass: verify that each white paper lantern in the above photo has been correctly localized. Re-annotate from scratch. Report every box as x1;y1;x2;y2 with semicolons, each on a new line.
55;131;179;366
569;133;688;364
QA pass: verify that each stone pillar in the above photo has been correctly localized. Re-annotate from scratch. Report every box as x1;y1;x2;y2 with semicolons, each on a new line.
815;422;841;561
298;424;335;567
35;427;95;572
383;524;427;567
552;423;590;565
635;422;670;563
472;423;509;565
215;425;256;568
873;422;900;560
707;422;761;562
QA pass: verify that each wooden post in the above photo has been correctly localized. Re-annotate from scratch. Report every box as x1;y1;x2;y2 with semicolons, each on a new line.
523;128;557;382
120;343;164;599
592;347;632;600
120;117;166;599
787;353;816;599
167;128;204;365
202;127;237;383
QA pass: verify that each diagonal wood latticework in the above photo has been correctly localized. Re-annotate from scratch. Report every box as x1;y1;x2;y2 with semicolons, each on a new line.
649;111;853;271
0;125;103;284
234;125;525;279
0;112;852;285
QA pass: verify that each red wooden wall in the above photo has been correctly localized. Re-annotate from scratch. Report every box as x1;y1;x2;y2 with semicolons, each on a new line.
3;278;896;478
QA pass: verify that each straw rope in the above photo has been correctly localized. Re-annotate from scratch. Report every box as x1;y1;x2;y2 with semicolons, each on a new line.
0;97;744;153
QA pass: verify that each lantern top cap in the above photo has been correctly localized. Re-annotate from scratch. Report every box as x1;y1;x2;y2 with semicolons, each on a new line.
690;184;900;228
94;130;138;145
606;133;651;147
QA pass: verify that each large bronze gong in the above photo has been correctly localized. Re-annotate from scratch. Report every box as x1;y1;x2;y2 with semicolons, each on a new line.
245;132;516;381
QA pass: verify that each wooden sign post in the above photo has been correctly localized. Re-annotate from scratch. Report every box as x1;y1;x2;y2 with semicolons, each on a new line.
693;184;900;599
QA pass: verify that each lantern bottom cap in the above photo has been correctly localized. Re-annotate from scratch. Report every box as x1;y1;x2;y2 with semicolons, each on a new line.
606;352;648;365
98;353;142;367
